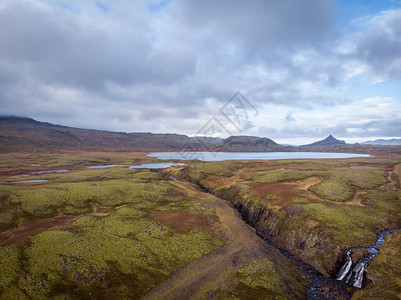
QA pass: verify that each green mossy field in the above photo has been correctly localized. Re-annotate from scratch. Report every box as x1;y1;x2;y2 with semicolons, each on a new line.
168;155;401;281
0;153;225;299
2;151;401;299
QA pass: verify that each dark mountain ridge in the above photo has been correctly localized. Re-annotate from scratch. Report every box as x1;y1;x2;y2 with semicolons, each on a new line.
1;116;286;153
0;116;204;152
218;135;287;152
301;135;346;147
2;116;399;155
361;139;401;146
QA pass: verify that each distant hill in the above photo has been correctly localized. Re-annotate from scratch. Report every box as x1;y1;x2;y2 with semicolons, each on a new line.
301;135;346;147
361;139;401;146
2;116;400;155
219;136;286;152
0;116;205;152
192;136;224;145
0;117;291;153
0;116;288;153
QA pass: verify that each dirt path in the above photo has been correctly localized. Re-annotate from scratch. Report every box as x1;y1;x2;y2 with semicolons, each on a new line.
142;180;302;300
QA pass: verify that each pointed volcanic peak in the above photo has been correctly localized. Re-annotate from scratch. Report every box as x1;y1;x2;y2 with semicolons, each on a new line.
302;135;346;147
220;135;286;151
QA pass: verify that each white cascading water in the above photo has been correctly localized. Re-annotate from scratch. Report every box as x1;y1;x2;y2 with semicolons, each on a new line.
340;258;367;288
351;260;367;288
336;251;353;281
335;228;401;289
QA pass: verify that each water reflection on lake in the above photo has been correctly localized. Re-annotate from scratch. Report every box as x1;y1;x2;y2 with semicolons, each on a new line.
28;169;70;174
88;163;185;169
12;180;49;183
87;165;128;169
148;152;371;161
129;163;185;169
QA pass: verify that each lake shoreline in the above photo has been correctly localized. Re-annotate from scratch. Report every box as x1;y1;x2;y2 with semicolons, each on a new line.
149;151;371;161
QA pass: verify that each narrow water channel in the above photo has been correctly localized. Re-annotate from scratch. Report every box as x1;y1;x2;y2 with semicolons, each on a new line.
336;228;401;288
263;238;352;300
162;171;400;299
266;227;401;299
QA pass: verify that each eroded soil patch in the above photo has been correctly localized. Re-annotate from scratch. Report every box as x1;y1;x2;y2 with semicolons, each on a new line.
152;210;212;233
143;180;306;300
252;183;297;200
0;215;77;246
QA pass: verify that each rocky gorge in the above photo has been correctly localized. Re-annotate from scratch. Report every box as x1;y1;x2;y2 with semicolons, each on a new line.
163;156;401;298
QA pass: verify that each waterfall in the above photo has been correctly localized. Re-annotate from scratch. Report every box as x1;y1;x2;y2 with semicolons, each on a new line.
336;250;352;281
335;228;401;289
351;259;367;288
339;258;367;288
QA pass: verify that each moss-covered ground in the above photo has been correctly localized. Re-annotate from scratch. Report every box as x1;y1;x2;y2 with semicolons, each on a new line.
3;152;400;298
166;155;401;285
0;152;307;299
0;153;226;299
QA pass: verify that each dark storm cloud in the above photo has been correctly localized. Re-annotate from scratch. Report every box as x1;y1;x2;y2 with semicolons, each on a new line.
0;2;195;90
257;123;348;140
0;0;338;129
0;0;399;137
355;119;401;137
352;9;401;80
173;0;335;56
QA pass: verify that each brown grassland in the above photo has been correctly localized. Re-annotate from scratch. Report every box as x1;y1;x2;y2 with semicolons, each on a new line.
164;151;401;298
1;148;401;299
0;151;305;299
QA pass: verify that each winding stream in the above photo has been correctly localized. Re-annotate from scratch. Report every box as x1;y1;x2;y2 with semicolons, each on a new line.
265;228;401;299
162;172;400;299
263;238;353;300
336;228;401;289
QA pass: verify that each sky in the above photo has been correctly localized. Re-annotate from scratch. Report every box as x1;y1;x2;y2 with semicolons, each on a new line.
0;0;400;145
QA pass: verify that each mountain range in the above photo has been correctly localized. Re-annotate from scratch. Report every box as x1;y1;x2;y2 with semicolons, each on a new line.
301;135;346;147
1;116;400;153
0;116;205;152
361;139;401;146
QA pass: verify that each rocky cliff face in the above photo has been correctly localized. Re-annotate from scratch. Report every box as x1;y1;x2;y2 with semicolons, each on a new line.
164;166;341;276
197;178;342;276
164;159;400;279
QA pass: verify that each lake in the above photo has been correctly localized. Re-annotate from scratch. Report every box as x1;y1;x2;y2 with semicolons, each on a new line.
129;163;186;169
28;169;70;174
12;180;49;183
88;163;186;169
147;152;371;161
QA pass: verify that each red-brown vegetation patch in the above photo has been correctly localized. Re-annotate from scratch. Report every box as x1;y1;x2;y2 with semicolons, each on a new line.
246;163;314;169
152;210;212;233
0;215;77;246
246;162;393;170
252;183;297;201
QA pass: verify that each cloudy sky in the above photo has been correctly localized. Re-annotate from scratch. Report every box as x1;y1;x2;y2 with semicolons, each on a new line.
0;0;400;145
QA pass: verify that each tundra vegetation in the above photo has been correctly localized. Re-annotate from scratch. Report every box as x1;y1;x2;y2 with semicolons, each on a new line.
1;151;401;299
164;155;401;296
0;152;305;299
